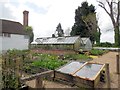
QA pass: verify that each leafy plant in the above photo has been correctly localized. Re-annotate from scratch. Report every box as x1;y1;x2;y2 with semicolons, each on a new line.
64;54;91;60
32;59;67;70
2;49;31;89
90;49;108;56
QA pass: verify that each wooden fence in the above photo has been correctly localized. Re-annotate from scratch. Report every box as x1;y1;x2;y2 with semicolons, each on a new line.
20;70;54;88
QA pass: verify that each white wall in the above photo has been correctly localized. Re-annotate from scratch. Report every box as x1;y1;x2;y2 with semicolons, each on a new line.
0;34;29;53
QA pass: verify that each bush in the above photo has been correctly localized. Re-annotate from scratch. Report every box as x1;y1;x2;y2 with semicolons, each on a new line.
99;42;113;47
64;54;91;60
90;49;107;56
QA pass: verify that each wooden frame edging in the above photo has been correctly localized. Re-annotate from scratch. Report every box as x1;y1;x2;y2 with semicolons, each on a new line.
20;70;53;82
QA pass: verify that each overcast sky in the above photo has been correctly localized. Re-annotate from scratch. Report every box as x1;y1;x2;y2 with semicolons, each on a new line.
0;0;114;43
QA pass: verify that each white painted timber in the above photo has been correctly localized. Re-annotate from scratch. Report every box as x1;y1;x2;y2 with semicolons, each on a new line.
0;34;29;53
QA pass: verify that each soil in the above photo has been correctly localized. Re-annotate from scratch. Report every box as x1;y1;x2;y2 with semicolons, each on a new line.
31;49;76;55
25;51;120;89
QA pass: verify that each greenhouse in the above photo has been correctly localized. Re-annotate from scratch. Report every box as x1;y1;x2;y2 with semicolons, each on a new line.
32;36;92;51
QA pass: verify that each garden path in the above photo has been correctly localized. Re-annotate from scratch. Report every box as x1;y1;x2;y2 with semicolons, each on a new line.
89;51;119;88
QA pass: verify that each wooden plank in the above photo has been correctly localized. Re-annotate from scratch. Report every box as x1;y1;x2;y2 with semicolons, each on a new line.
116;55;120;74
92;64;105;80
93;72;101;88
35;77;43;88
71;62;88;75
105;63;111;88
20;70;53;82
73;76;94;88
54;71;73;82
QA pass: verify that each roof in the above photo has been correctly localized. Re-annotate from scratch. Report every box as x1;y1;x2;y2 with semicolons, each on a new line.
0;19;27;35
81;38;90;44
35;36;80;44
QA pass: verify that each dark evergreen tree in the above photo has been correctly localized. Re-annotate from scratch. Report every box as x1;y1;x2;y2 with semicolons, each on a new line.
56;23;64;37
70;1;97;44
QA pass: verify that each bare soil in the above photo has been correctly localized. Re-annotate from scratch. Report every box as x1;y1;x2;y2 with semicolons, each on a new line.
31;49;76;55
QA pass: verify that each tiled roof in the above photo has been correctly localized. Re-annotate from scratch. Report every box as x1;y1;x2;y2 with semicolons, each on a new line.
0;19;27;35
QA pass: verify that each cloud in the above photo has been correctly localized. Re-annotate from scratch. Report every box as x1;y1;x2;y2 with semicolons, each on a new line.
0;2;16;20
1;0;114;43
25;2;48;14
101;30;114;43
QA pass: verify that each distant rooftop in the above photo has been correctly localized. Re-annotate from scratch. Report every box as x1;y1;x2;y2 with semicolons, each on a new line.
35;36;81;44
0;19;27;35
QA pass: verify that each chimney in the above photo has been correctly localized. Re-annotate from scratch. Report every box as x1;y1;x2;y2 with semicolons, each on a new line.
23;10;29;26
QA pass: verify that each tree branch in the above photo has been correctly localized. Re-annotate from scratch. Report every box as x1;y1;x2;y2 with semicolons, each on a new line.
98;1;111;16
116;1;120;24
112;2;118;4
106;0;111;6
98;0;116;27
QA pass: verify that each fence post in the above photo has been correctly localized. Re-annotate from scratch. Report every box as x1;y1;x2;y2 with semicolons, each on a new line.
53;70;55;81
105;63;111;89
116;55;120;74
35;77;43;89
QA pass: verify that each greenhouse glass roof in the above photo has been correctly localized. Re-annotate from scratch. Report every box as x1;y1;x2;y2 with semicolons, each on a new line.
35;36;81;44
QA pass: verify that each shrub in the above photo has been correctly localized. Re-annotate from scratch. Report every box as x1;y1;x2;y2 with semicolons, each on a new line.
100;42;113;47
64;54;91;60
90;49;107;55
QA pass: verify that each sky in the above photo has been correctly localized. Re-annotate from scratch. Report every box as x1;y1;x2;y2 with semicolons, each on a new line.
0;0;114;43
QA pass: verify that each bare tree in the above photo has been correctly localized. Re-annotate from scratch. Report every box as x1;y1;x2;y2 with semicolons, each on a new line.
98;0;120;46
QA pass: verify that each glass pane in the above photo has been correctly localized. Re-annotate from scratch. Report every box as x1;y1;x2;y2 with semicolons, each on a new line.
74;63;103;79
57;61;85;74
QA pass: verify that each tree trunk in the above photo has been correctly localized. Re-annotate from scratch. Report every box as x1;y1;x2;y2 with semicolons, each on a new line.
98;0;120;47
114;26;119;47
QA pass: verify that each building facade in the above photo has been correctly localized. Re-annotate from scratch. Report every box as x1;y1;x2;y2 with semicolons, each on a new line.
0;19;29;53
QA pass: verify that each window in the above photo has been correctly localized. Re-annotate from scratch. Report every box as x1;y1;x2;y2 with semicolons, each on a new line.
2;33;11;37
0;33;2;36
